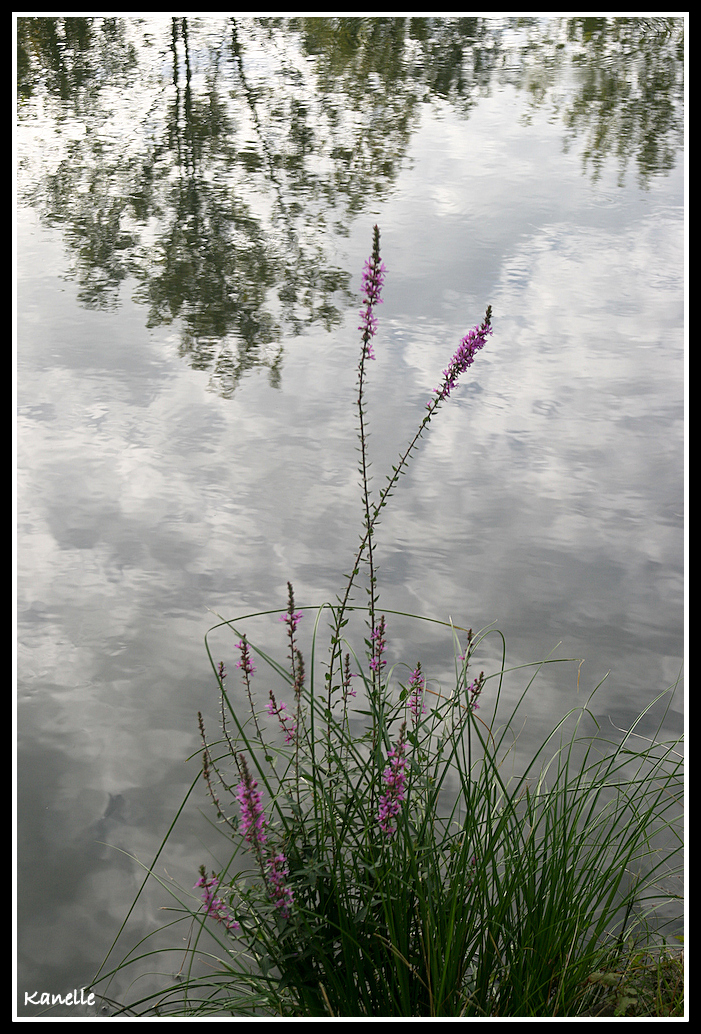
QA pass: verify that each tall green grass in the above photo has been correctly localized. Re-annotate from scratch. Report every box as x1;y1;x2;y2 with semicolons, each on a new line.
91;227;683;1017
92;608;682;1017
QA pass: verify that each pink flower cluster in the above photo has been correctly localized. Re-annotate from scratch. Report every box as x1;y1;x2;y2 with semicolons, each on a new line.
377;725;408;838
431;306;493;406
266;693;297;744
280;610;303;632
195;870;240;932
235;754;294;919
358;225;387;359
236;759;268;848
266;853;294;919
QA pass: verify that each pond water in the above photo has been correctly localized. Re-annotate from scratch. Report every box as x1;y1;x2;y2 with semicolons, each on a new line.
16;16;685;1015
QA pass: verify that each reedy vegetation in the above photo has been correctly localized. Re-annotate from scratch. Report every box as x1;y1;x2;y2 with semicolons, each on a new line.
92;227;683;1017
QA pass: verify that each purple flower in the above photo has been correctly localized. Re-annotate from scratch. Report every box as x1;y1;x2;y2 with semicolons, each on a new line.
279;610;303;631
358;307;379;355
377;724;407;838
266;693;297;744
358;225;386;356
234;757;295;920
361;255;387;307
433;310;492;403
236;754;267;850
266;852;294;919
407;664;426;722
427;307;492;410
195;870;240;932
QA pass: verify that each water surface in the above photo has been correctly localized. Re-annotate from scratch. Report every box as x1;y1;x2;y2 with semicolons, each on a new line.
16;16;684;1014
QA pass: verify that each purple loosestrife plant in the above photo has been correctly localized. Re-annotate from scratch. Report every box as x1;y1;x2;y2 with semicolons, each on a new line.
342;652;357;700
236;754;268;855
357;227;385;700
180;226;499;1015
457;630;484;712
280;579;303;638
280;581;304;806
266;853;294;919
198;709;237;832
195;868;240;932
377;722;408;838
236;637;256;677
358;230;387;361
327;233;491;712
431;306;493;406
467;672;486;712
280;610;303;632
108;225;683;1017
235;753;294;921
266;692;297;744
281;581;305;705
236;635;263;741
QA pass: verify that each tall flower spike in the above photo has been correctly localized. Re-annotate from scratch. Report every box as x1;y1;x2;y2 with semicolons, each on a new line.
235;635;263;741
236;753;268;858
408;663;426;722
195;868;240;932
358;224;386;359
429;306;493;407
280;581;304;696
343;652;357;700
266;691;297;744
236;637;256;677
377;723;408;838
280;579;303;633
369;615;387;673
468;671;486;712
266;852;294;919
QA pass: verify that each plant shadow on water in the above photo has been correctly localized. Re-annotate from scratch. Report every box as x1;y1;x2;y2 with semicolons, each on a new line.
89;227;683;1018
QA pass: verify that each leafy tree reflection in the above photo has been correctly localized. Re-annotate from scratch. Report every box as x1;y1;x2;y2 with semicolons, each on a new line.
16;16;683;395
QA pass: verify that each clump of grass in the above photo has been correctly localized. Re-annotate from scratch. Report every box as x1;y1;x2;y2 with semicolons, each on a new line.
91;227;683;1017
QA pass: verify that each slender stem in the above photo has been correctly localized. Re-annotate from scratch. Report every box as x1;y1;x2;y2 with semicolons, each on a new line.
327;224;386;732
326;227;491;739
357;318;378;690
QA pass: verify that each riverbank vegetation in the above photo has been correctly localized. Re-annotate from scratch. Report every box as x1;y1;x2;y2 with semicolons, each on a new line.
92;227;683;1017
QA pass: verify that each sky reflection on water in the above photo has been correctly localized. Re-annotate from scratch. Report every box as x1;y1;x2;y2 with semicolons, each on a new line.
16;16;684;1013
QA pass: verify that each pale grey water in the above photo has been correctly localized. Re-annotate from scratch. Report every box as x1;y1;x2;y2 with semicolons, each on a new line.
16;17;684;1015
